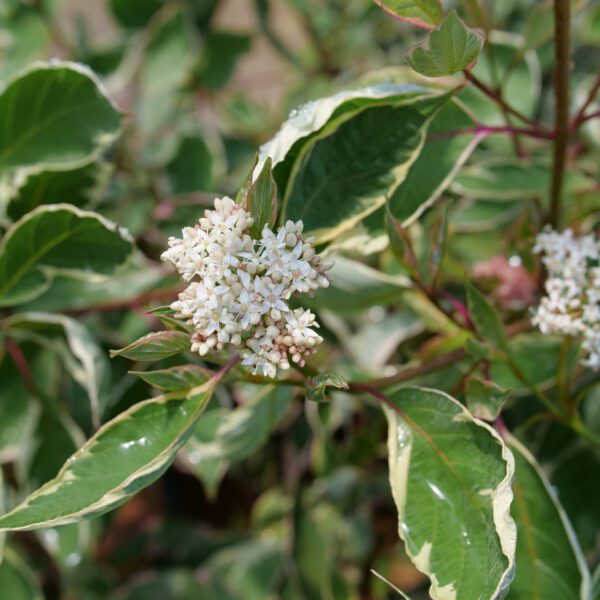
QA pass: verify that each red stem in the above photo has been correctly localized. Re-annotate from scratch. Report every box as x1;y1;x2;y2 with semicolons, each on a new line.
427;124;553;143
6;338;36;395
572;75;600;127
437;289;476;330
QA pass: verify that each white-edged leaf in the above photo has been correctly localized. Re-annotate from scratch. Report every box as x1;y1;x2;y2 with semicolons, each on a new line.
373;0;444;29
0;204;134;306
0;61;120;175
256;83;426;182
0;548;44;599
0;380;216;531
280;91;452;242
110;330;190;362
507;435;592;600
5;312;111;426
383;386;516;600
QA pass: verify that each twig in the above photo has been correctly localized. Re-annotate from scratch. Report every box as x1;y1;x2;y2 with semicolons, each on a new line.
5;338;37;396
548;0;571;228
572;74;600;128
463;70;547;131
349;349;467;390
427;124;553;142
576;109;600;126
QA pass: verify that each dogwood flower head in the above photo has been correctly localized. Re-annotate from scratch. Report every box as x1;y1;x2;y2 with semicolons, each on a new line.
532;227;600;369
161;196;333;377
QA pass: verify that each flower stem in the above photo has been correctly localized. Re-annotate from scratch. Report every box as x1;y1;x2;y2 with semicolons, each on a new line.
548;0;571;228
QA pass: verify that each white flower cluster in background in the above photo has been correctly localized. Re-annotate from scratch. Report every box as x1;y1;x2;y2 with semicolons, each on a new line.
533;228;600;369
161;197;333;378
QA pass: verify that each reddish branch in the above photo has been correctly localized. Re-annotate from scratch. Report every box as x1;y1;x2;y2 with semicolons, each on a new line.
572;75;600;127
428;124;553;142
463;70;547;131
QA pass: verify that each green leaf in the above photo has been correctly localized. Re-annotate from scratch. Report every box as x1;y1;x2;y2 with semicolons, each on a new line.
36;522;91;571
452;162;593;200
458;39;540;124
0;61;121;175
5;312;111;426
282;92;452;242
384;387;515;600
0;354;36;463
26;411;80;491
306;373;349;402
3;162;111;222
110;330;191;362
185;384;292;464
490;334;578;394
130;365;210;391
466;282;507;349
198;31;251;90
0;9;50;80
373;0;444;29
0;204;134;306
593;564;600;600
136;11;198;136
109;0;163;28
293;503;350;600
405;11;485;77
166;135;212;195
0;549;43;599
387;99;481;225
180;410;229;498
206;538;285;600
260;84;426;189
305;257;410;314
0;381;216;530
507;436;591;600
385;203;410;266
465;376;511;421
18;261;165;313
348;312;423;373
246;157;278;239
0;470;5;562
111;569;234;600
181;384;292;496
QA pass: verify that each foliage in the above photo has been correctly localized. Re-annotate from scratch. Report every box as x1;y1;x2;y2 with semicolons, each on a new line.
0;0;599;598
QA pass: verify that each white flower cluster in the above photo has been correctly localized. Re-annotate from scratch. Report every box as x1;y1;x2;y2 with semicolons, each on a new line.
161;197;333;378
533;228;600;369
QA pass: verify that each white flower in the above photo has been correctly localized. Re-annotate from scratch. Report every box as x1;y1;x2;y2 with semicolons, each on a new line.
161;196;333;377
533;227;600;370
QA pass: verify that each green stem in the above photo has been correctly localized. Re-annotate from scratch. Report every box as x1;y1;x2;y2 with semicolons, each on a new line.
548;0;571;228
507;357;559;417
557;337;572;411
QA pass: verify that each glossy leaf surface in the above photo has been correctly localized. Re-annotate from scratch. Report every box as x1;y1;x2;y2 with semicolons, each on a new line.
0;204;133;306
507;436;591;600
384;387;515;599
0;62;120;174
111;330;191;362
0;383;215;530
282;92;451;242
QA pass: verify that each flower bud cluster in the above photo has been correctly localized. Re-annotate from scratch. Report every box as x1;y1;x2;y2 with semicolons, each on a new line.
161;197;333;378
533;228;600;369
